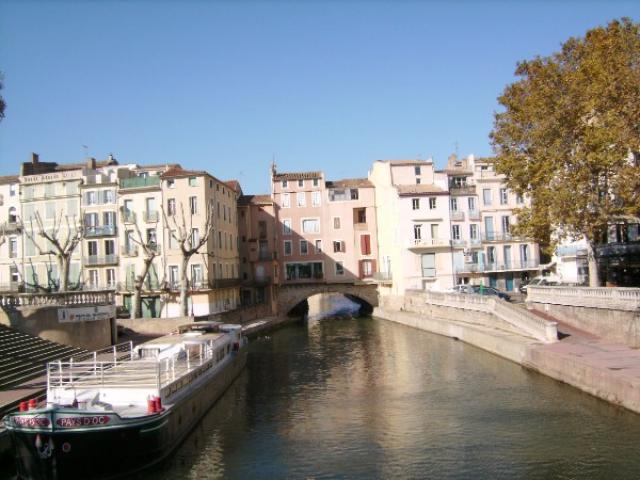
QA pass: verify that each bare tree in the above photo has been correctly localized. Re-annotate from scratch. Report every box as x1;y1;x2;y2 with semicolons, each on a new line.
163;200;215;316
126;220;160;319
21;211;84;292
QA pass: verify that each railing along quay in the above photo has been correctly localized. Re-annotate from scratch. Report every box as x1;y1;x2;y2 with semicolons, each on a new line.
406;289;558;343
0;290;115;307
528;286;640;312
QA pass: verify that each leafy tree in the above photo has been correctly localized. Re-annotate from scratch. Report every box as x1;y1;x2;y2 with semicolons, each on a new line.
491;18;640;286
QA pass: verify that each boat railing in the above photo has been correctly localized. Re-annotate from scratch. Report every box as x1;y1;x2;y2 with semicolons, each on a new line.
47;339;227;393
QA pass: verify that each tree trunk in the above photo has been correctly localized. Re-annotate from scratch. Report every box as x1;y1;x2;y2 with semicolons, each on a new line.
586;240;602;287
131;257;153;319
59;255;70;292
180;255;190;317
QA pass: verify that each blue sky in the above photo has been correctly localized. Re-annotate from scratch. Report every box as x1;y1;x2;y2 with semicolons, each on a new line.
0;1;637;194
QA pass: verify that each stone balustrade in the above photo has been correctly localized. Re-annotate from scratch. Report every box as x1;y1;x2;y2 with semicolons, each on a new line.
528;286;640;312
0;290;115;307
406;289;558;343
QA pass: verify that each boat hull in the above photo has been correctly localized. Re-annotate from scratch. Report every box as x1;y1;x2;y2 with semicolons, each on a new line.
8;347;247;480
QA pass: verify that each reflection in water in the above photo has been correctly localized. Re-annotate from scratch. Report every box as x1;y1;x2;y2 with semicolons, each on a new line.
135;317;640;480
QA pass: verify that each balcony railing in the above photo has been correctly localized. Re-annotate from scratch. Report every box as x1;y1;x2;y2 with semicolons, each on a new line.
1;221;21;233
408;238;451;249
84;255;118;266
449;185;476;196
468;210;481;221
210;278;242;289
373;272;393;282
0;290;115;307
451;239;467;248
121;246;138;257
121;211;136;224
258;251;274;261
119;176;161;190
469;238;482;247
450;211;465;221
482;232;524;242
456;260;540;273
556;245;588;257
85;225;117;237
143;210;159;223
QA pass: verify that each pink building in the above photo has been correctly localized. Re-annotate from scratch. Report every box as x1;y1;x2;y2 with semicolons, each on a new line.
270;167;378;285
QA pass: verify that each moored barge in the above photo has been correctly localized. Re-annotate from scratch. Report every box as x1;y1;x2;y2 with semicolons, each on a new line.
3;322;247;479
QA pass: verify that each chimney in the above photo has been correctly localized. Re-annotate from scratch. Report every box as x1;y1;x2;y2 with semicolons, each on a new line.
31;152;39;164
86;157;96;170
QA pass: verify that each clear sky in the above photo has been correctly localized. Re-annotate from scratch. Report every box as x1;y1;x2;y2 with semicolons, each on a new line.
0;1;637;194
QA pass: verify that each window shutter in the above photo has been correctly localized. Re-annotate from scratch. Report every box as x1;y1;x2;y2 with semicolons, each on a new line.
359;260;364;279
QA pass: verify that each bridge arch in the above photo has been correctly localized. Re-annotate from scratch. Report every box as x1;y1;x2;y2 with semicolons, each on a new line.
277;283;379;317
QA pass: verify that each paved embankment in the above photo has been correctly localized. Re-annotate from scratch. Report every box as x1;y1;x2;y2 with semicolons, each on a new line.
374;305;640;415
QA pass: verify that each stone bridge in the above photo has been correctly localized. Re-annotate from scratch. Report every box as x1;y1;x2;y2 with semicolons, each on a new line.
277;282;379;316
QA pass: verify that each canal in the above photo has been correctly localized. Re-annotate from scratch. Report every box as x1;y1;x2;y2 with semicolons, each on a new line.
133;316;640;480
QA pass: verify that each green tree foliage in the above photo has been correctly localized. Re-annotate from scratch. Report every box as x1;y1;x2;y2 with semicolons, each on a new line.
491;18;640;286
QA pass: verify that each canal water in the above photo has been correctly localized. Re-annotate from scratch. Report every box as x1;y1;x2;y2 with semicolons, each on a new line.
137;316;640;480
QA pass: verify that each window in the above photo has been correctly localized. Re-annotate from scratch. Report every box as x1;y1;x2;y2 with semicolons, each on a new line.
333;217;341;229
350;189;359;200
501;216;510;234
46;202;56;219
9;237;17;258
167;198;176;216
104;190;115;204
297;192;306;207
516;193;524;204
500;188;508;205
298;179;304;188
209;180;213;188
10;265;19;283
421;253;436;277
313;178;319;187
360;234;371;255
105;239;115;256
191;228;199;247
84;212;98;227
258;221;267;239
191;264;203;287
282;193;291;208
9;184;16;196
169;266;179;288
360;259;374;278
483;189;492;206
8;207;17;223
452;225;460;240
283;219;292;235
315;239;322;253
412;198;420;210
300;240;308;255
430;224;439;240
335;262;344;275
416;178;421;184
520;244;530;263
414;224;422;240
470;224;478;240
487;246;496;264
282;180;288;188
285;262;323;280
333;241;345;253
188;177;197;187
429;197;436;209
415;166;421;175
452;177;466;187
302;218;320;233
106;269;115;287
484;216;494;240
468;197;476;211
450;198;458;211
312;191;321;207
355;208;366;224
284;240;292;256
88;241;98;257
169;230;178;249
166;179;175;189
189;196;197;214
88;270;98;288
218;231;222;248
86;191;96;205
329;189;347;201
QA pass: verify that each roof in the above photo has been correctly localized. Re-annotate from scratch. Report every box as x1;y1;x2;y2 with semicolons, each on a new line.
377;159;433;166
224;180;241;193
238;194;272;206
325;178;373;188
0;175;18;185
397;184;448;196
160;165;208;179
273;171;322;181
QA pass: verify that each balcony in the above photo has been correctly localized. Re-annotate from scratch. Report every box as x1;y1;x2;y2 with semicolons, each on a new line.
243;276;272;287
1;221;21;233
456;260;540;274
85;225;117;237
147;243;161;255
408;238;451;249
556;245;588;257
482;232;524;242
211;278;242;289
469;238;482;247
451;239;467;248
372;272;393;284
84;255;118;266
143;210;159;223
596;242;640;258
119;175;161;190
121;211;136;224
449;185;476;196
468;210;481;221
258;251;274;261
121;246;138;257
450;211;465;221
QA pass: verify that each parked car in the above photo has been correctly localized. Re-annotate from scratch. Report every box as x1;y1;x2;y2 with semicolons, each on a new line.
472;285;511;301
450;285;475;294
519;277;559;294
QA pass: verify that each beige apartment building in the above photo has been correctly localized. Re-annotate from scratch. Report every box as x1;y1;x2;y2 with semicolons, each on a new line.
0;175;21;290
271;167;379;286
